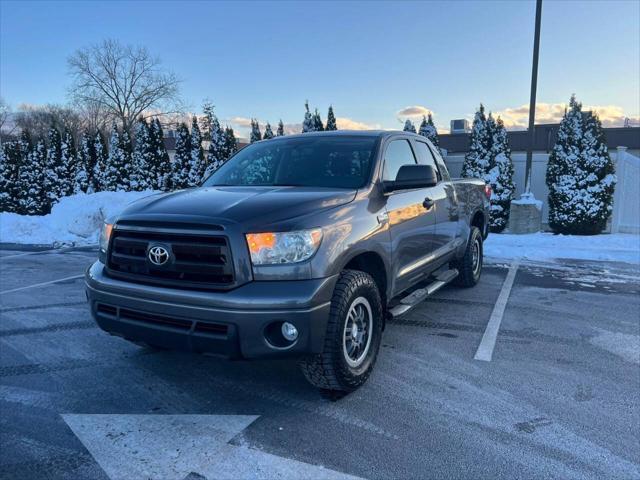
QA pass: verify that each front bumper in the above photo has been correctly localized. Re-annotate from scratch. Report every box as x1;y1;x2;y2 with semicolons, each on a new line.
85;262;337;359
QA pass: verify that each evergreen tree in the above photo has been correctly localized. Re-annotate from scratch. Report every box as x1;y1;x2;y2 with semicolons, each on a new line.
16;130;32;214
277;119;285;136
60;127;77;197
189;116;206;186
461;106;515;232
92;130;108;192
131;118;151;191
103;123;130;191
326;106;337;131
313;109;324;131
403;119;416;133
250;119;262;143
222;127;238;159
263;122;274;140
205;106;226;172
461;104;490;179
150;119;171;190
302;101;314;133
486;116;515;232
200;100;215;141
546;96;616;235
74;129;95;193
19;140;48;215
44;126;64;204
418;114;439;148
0;141;21;212
169;122;191;190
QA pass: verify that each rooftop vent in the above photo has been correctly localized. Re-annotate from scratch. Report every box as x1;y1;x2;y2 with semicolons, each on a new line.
450;119;470;134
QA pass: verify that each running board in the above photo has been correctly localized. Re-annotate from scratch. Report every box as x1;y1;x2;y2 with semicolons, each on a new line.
388;269;458;318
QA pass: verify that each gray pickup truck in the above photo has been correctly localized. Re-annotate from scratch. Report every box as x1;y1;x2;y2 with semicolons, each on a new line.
86;131;490;393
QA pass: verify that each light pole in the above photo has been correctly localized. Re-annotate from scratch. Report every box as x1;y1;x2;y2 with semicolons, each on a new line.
509;0;543;233
524;0;543;196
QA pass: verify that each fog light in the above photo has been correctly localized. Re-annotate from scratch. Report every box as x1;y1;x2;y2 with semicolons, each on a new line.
281;322;298;341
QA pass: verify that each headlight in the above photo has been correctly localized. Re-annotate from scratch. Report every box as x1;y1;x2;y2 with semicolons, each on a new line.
246;228;322;265
99;222;113;253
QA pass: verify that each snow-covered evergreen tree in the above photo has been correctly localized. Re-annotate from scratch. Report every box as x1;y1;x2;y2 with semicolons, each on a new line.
263;122;274;140
418;114;439;148
130;119;151;191
461;104;490;179
103;123;131;191
326;106;337;131
74;130;95;193
19;140;48;215
189;116;206;186
250;119;262;143
44;126;65;204
92;130;108;192
150;119;171;190
206;107;226;173
313;109;324;131
302;101;314;133
60;127;77;197
200;100;215;141
546;96;616;235
169;122;191;190
222;127;237;159
403;119;416;133
486;116;515;232
0;141;21;212
277;120;285;136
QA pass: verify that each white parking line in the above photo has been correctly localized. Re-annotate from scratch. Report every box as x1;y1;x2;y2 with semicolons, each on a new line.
0;274;85;295
474;260;520;362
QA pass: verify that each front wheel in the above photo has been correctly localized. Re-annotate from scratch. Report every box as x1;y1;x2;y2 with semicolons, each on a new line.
452;226;483;287
300;270;383;393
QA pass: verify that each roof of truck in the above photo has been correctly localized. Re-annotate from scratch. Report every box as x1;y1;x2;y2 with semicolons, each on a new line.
262;130;412;140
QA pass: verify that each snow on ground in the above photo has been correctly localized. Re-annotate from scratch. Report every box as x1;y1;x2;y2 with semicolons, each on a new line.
0;191;157;246
485;232;640;265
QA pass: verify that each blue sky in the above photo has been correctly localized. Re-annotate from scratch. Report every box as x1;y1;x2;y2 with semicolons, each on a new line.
1;0;639;137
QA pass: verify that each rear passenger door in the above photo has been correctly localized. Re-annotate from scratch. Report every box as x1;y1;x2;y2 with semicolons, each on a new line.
382;138;437;294
412;139;459;252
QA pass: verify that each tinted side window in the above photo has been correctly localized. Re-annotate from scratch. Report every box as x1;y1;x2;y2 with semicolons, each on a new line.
414;141;441;181
428;143;451;182
383;140;416;181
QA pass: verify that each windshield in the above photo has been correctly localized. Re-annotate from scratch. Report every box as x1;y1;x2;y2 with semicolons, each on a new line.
203;136;378;189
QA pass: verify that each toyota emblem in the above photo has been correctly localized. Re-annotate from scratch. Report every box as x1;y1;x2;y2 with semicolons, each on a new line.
148;245;170;266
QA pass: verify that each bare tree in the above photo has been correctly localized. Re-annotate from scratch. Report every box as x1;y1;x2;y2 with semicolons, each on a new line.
0;98;17;142
67;39;182;133
14;103;84;141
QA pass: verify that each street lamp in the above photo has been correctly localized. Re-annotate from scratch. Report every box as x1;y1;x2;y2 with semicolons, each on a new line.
509;0;544;233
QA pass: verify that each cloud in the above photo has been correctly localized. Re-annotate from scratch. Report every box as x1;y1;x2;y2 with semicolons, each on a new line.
396;105;432;120
336;117;382;130
228;116;252;127
494;102;639;130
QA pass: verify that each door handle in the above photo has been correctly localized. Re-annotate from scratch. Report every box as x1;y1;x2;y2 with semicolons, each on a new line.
423;197;435;209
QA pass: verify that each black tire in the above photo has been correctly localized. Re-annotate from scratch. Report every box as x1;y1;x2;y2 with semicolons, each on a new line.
452;226;483;288
300;270;383;393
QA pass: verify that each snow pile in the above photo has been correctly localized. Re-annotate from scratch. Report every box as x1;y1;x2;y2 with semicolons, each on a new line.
485;232;640;265
0;190;157;246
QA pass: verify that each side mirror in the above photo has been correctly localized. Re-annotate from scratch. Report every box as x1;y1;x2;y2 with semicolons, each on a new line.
384;164;438;192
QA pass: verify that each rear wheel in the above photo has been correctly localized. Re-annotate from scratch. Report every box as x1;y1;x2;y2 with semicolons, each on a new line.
452;226;483;287
300;270;383;393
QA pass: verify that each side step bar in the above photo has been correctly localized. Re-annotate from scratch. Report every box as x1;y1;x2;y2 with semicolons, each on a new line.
388;269;458;318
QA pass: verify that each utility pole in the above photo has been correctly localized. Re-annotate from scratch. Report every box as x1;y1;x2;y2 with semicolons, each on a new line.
524;0;543;195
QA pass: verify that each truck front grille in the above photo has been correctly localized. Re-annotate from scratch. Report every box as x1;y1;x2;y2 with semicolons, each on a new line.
106;229;234;290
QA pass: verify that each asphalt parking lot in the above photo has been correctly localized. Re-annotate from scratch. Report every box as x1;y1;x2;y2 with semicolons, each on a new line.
1;247;639;480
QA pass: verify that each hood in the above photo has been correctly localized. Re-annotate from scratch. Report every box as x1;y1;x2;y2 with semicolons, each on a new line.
116;186;357;228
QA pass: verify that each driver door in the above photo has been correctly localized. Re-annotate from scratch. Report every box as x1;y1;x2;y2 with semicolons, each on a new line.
383;138;438;295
